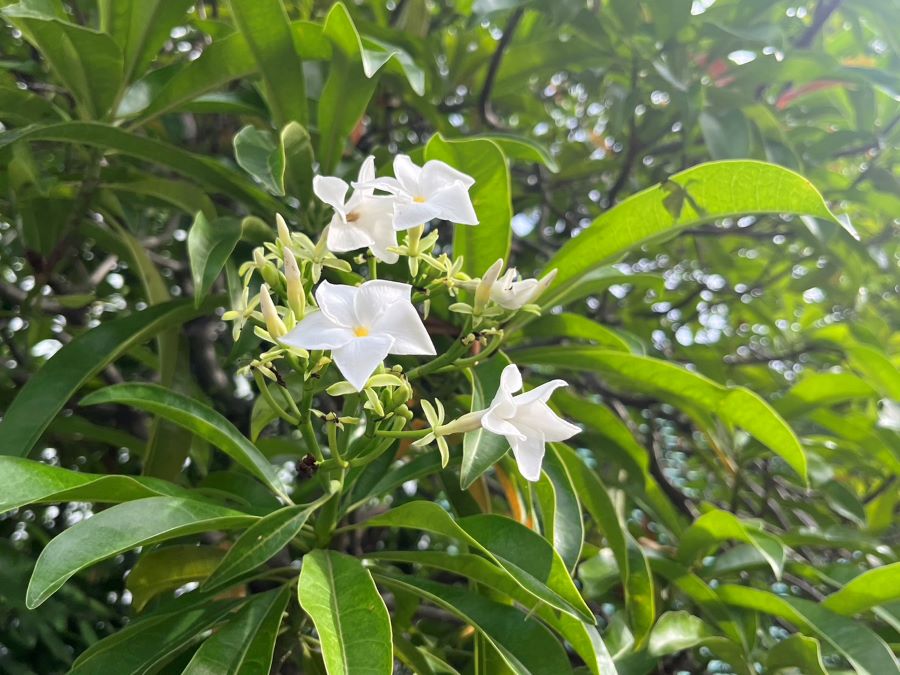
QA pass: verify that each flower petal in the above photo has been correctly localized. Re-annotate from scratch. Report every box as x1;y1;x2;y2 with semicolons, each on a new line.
326;218;372;254
481;407;525;440
331;334;394;391
355;155;377;194
281;310;355;350
368;219;400;263
498;364;523;395
514;378;569;406
392;200;442;230
393;154;422;193
509;432;546;482
354;280;412;325
421;159;476;190
428;182;478;225
313;176;349;213
315;280;358;327
371;300;435;355
516;401;580;442
356;176;404;195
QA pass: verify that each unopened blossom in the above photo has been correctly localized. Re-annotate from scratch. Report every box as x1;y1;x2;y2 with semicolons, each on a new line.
314;156;399;263
281;280;435;391
259;284;287;339
479;259;557;310
283;248;306;320
361;155;478;230
480;364;580;481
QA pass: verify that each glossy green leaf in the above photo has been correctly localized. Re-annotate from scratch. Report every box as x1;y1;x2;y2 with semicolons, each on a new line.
204;504;314;591
233;125;286;195
3;3;123;118
127;545;225;612
822;563;900;615
717;584;897;675
376;574;574;675
69;599;241;675
461;356;511;489
522;313;632;352
425;133;512;278
699;109;751;160
80;383;289;501
554;444;650;646
282;120;315;204
27;496;255;608
98;0;193;84
0;299;207;458
765;635;828;675
366;501;593;623
515;348;807;482
228;0;307;127
470;133;559;172
183;586;290;675
535;445;583;572
678;508;785;579
542;161;841;306
648;611;751;674
0;457;190;515
0;123;281;213
298;549;393;675
103;178;217;221
188;212;243;306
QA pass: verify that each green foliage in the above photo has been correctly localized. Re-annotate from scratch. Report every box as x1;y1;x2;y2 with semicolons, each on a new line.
0;0;897;674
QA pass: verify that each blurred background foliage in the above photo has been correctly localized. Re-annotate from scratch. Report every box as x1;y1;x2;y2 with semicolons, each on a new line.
0;0;898;673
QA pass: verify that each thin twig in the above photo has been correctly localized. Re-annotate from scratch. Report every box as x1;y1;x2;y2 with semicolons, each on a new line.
478;7;525;129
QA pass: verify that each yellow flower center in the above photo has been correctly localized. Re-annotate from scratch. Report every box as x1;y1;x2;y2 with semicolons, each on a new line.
346;210;360;222
354;326;370;337
413;195;426;203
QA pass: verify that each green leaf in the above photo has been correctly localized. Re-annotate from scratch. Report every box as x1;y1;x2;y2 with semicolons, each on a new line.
0;457;190;515
535;445;584;572
298;549;393;675
69;598;241;675
98;0;193;84
188;211;243;306
27;496;255;608
522;313;632;352
699;109;751;160
717;584;897;675
515;348;808;483
765;635;828;675
233;125;286;195
0;122;281;213
376;574;573;675
822;562;900;615
469;133;559;172
425;133;512;278
556;444;655;645
80;383;289;501
461;356;511;489
2;3;124;118
204;504;314;592
542;161;841;307
678;508;785;579
0;299;207;458
127;545;226;612
648;611;751;674
228;0;307;127
183;586;290;675
366;501;593;623
103;178;217;220
282;121;315;204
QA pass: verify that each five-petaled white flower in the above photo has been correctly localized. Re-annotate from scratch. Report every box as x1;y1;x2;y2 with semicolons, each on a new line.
314;156;399;263
478;259;558;310
281;279;435;391
481;364;580;481
360;155;479;230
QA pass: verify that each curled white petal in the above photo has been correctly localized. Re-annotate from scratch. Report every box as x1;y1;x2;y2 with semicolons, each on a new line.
331;335;394;391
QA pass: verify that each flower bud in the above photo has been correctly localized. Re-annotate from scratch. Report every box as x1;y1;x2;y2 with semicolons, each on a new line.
283;248;306;320
254;248;281;289
474;258;504;314
259;284;287;338
276;213;292;249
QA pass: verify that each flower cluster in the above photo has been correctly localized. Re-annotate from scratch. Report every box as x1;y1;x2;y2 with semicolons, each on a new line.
226;155;579;481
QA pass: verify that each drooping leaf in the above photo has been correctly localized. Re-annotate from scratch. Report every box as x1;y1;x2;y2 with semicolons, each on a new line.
0;299;208;458
228;0;307;127
182;586;290;674
648;611;751;674
542;161;842;306
822;563;900;616
425;134;512;278
535;445;584;572
187;211;243;306
127;545;226;612
298;549;393;675
27;496;255;608
765;635;828;675
80;383;289;501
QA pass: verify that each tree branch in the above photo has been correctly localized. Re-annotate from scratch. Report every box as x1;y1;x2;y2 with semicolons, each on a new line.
478;7;524;129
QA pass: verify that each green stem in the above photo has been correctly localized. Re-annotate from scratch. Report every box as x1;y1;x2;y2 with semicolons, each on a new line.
445;333;504;370
406;320;473;380
326;421;345;465
253;370;300;425
301;419;323;462
374;428;431;439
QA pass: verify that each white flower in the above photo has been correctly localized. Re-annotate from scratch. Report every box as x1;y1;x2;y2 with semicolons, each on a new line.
360;155;478;230
481;364;580;481
281;279;435;391
878;399;900;432
314;156;399;263
479;259;557;310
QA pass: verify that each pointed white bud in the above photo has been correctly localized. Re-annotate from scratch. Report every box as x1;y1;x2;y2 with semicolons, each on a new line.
283;248;306;320
259;284;287;338
276;213;292;249
474;258;504;314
